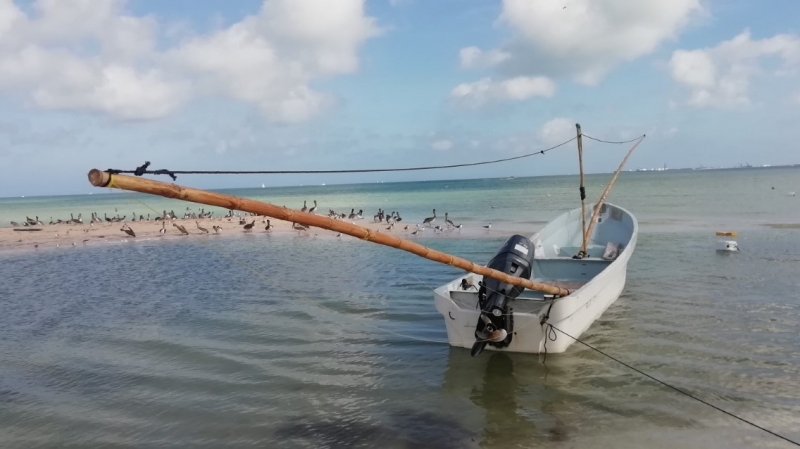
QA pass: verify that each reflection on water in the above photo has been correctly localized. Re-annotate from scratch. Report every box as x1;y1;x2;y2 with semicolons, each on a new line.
444;351;569;447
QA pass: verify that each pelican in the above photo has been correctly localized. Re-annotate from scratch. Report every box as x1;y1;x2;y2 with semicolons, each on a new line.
243;219;256;231
265;220;272;231
308;200;317;214
10;221;19;226
213;225;222;233
173;223;189;235
445;213;455;227
120;224;136;238
159;221;166;234
422;209;436;227
196;221;209;234
301;201;308;213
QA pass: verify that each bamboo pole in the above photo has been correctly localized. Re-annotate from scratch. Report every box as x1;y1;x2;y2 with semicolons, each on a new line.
580;136;645;255
575;123;587;257
88;169;570;297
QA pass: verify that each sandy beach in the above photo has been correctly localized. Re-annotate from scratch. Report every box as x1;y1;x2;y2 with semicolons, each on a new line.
0;212;493;253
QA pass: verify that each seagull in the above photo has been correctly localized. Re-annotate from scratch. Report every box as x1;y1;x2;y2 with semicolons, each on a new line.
308;200;317;214
213;225;222;233
196;221;209;234
422;209;436;227
293;222;309;231
483;223;492;229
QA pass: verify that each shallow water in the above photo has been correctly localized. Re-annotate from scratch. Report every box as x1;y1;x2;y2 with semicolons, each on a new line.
1;168;799;448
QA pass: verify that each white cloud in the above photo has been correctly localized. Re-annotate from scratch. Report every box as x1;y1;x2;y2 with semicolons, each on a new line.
459;47;511;70
457;0;701;87
451;76;555;108
0;0;380;122
431;139;453;151
670;30;800;108
540;117;575;146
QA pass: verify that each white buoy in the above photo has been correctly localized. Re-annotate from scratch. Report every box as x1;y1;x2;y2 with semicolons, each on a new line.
716;240;739;252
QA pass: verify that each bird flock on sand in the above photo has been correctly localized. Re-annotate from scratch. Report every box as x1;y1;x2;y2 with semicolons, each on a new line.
8;200;495;249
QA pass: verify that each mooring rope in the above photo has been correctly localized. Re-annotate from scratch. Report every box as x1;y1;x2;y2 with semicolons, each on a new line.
546;324;800;447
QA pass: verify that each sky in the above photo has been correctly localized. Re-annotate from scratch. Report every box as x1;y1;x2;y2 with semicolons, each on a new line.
0;0;799;197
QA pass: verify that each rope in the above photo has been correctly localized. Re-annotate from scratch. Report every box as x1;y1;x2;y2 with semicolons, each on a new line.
106;137;578;180
582;134;645;144
547;324;800;447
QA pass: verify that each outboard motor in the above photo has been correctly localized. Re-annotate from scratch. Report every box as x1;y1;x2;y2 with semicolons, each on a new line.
471;235;534;357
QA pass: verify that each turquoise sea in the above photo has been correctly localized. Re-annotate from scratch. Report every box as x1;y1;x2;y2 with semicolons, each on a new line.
1;167;799;448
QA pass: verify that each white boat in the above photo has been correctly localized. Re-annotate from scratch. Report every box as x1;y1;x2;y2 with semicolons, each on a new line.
433;202;637;355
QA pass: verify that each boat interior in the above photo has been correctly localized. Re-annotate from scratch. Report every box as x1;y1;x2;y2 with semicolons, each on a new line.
446;204;635;306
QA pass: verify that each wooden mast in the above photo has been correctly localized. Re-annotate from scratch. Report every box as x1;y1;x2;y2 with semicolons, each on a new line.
575;123;587;258
88;169;570;297
579;136;645;256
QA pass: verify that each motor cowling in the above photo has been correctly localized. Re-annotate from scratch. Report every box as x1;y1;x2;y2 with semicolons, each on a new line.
471;235;534;356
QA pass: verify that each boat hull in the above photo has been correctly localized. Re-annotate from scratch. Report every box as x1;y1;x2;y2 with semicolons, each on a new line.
433;203;637;354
